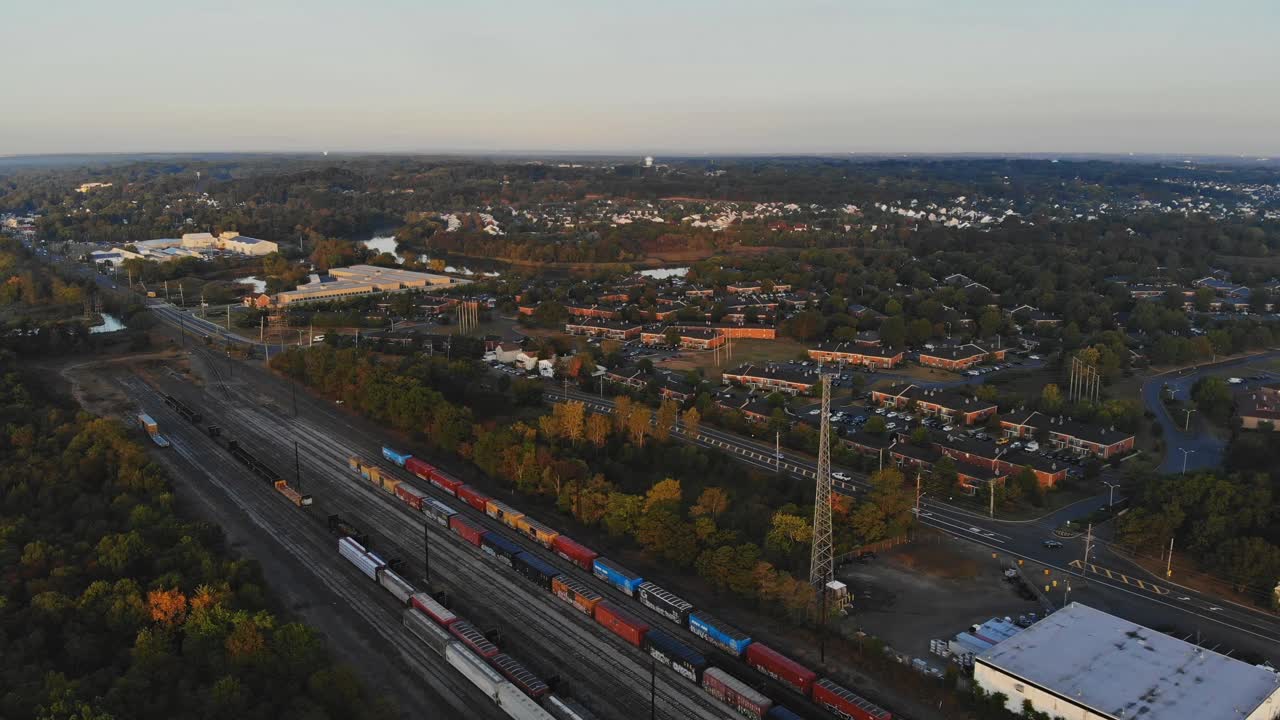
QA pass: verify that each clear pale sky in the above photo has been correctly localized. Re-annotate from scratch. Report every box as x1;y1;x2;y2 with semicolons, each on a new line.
5;0;1277;156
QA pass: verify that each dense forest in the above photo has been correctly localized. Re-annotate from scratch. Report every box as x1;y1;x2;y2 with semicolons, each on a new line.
0;359;393;720
1113;433;1280;606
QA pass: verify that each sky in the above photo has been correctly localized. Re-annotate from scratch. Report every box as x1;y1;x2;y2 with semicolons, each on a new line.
4;0;1278;156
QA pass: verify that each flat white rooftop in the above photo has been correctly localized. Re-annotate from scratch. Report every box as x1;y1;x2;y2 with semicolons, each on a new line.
977;603;1280;720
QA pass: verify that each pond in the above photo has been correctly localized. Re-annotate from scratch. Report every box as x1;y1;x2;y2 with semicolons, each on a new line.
90;313;126;334
639;266;690;279
360;234;500;277
361;235;405;264
237;276;267;293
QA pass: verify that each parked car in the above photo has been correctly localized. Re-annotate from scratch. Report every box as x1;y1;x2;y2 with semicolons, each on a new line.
1024;441;1039;452
1042;540;1063;549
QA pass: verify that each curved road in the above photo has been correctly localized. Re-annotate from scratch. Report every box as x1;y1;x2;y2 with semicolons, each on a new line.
1141;350;1280;473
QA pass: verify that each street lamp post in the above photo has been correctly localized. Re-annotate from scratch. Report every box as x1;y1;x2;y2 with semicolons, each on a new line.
1102;480;1119;507
1172;448;1192;471
880;440;897;472
1182;408;1195;432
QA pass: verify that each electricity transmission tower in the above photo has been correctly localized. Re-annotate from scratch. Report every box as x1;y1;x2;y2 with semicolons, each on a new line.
810;373;834;587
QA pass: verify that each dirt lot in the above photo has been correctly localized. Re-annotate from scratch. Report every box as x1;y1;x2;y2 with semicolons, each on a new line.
836;533;1042;660
659;337;808;377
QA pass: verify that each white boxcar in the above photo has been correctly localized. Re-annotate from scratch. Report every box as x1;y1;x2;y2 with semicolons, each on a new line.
445;642;506;703
545;695;600;720
402;609;453;656
338;537;382;580
497;683;555;720
377;567;415;604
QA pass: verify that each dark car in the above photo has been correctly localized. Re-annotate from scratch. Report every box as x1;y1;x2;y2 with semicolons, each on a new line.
1042;539;1063;549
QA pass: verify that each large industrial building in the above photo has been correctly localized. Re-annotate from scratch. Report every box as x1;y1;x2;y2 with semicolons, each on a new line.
273;264;466;305
93;231;278;266
974;603;1280;720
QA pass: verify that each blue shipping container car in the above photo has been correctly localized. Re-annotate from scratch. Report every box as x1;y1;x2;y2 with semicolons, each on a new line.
644;628;707;684
592;557;644;595
689;612;752;656
481;533;524;567
382;446;412;466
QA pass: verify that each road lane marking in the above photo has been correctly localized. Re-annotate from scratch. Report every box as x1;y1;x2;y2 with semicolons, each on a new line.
1070;560;1170;595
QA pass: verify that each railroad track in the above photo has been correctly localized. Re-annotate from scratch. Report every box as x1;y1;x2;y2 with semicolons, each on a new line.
138;368;735;720
120;376;502;719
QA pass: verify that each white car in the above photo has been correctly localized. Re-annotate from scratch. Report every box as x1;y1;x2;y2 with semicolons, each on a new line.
1029;354;1042;361
808;409;821;415
886;422;898;430
833;471;851;481
1227;377;1244;385
1024;441;1039;452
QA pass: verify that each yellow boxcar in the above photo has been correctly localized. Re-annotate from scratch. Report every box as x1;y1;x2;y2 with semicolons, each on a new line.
516;517;560;548
366;465;383;486
348;456;363;472
485;499;524;530
380;477;400;494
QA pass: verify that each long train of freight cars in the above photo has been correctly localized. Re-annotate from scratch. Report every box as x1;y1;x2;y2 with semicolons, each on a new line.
368;448;891;720
332;532;588;720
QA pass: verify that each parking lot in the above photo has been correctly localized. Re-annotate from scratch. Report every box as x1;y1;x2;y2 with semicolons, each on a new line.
837;534;1044;660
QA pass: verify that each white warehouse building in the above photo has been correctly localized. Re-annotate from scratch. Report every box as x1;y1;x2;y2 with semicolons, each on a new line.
974;603;1280;720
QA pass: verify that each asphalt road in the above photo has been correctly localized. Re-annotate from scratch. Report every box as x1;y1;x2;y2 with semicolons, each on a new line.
1141;351;1280;473
546;384;1280;663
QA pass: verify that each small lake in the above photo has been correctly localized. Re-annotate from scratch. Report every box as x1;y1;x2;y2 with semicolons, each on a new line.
362;235;405;264
237;276;267;293
90;313;126;334
639;266;690;279
360;234;499;277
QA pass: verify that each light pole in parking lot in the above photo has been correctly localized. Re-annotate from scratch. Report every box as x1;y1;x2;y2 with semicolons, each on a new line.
1181;408;1195;431
1102;480;1119;507
1179;448;1196;474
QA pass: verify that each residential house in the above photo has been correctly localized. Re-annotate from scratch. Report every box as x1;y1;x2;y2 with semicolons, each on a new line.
722;364;816;395
918;343;1005;371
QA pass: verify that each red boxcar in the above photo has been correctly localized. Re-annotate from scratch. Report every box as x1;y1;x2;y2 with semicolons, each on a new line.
551;535;598;571
456;484;491;513
448;620;500;659
702;667;772;719
409;592;458;626
593;601;649;648
813;679;891;720
405;457;438;483
394;482;427;511
449;515;486;547
428;469;463;496
744;642;817;696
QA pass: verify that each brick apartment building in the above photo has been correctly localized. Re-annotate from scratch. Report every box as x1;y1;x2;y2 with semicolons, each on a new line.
564;319;643;340
808;341;904;369
1000;410;1136;459
870;384;997;426
640;326;726;350
918;343;1006;371
722;364;816;394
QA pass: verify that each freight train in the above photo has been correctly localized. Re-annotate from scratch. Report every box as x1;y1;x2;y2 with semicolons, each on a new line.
332;523;566;720
359;449;892;720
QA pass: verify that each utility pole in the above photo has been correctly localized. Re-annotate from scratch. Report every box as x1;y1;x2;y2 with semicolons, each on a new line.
649;658;656;720
915;472;924;517
989;479;996;519
1081;523;1093;574
164;280;169;301
775;431;781;469
260;315;264;342
179;285;185;308
1166;538;1174;578
226;305;230;330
